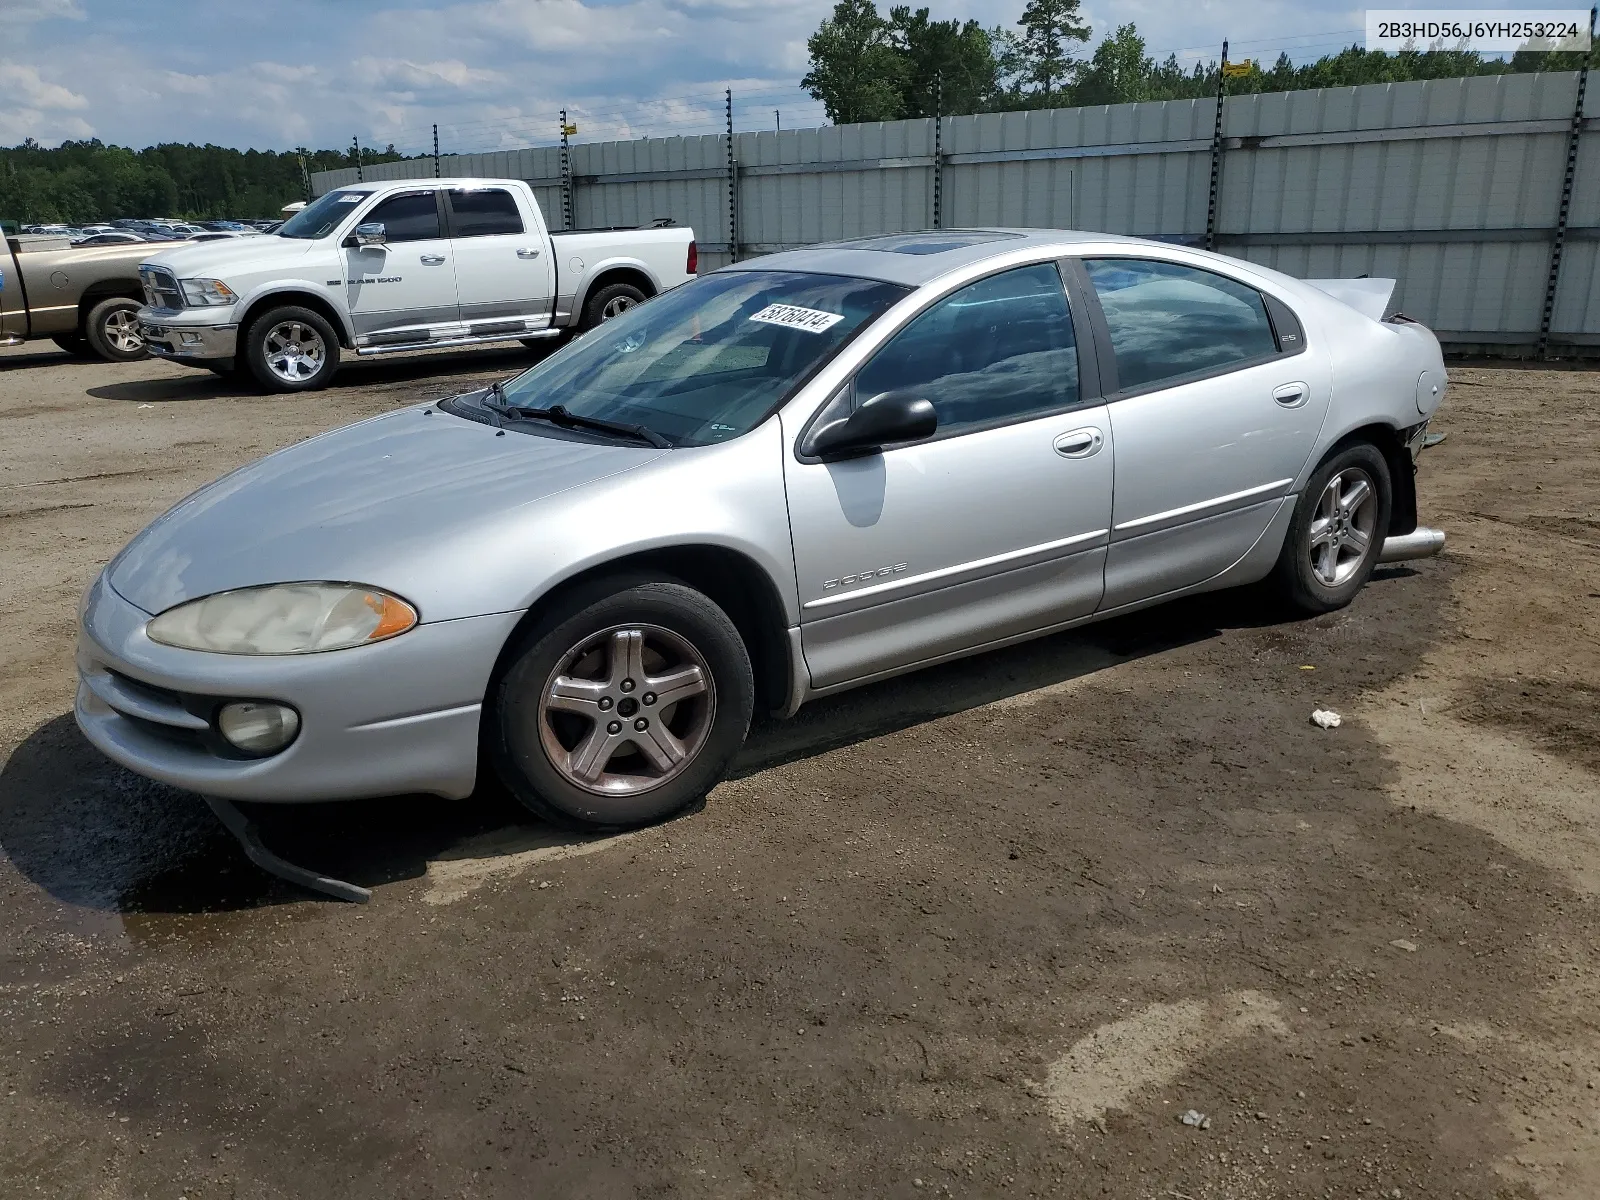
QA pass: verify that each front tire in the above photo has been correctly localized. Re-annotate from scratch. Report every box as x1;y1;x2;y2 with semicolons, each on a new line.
1273;442;1392;614
490;578;754;830
83;298;148;363
242;306;340;392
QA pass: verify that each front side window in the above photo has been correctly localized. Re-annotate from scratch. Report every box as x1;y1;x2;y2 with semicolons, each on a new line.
448;188;524;237
1083;258;1278;391
363;192;442;243
276;189;371;240
854;262;1079;436
490;270;909;447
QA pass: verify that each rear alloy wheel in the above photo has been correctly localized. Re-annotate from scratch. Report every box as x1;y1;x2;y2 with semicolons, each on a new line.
83;298;148;363
243;306;340;392
579;282;647;331
491;579;754;830
1274;442;1392;614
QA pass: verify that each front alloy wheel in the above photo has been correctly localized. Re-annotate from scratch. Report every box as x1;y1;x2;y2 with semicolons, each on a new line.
540;624;716;796
492;578;754;830
263;320;327;384
243;305;340;392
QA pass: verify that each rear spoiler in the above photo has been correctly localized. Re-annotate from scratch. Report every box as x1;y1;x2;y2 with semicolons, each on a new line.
1303;278;1396;322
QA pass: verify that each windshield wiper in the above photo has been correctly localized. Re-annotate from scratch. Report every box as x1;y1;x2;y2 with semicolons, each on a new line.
501;400;673;449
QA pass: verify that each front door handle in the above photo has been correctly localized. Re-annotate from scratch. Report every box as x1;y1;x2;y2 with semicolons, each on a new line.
1273;382;1308;408
517;247;541;259
420;254;447;265
1054;428;1104;458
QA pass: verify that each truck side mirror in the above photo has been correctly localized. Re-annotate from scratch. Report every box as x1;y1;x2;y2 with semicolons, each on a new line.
346;222;386;248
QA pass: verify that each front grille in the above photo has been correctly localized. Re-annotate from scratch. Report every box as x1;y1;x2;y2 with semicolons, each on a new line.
140;266;184;309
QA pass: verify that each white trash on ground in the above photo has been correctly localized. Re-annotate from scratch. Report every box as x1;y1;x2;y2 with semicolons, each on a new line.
1311;709;1343;729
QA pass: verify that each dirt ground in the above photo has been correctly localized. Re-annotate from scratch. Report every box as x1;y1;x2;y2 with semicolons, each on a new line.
1;341;1597;1199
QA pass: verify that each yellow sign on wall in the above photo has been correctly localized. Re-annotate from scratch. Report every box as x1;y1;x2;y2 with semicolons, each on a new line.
1221;60;1254;78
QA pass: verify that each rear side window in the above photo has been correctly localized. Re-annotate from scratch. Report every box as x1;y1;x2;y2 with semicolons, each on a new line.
364;192;441;243
448;189;524;237
854;262;1079;435
1084;258;1277;391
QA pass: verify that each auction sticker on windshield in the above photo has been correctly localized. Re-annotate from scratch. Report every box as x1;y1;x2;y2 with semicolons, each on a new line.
749;304;845;333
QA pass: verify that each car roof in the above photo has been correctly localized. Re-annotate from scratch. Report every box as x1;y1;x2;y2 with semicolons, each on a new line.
724;228;1183;288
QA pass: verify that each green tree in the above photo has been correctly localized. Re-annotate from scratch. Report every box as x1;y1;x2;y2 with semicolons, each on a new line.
887;6;1000;117
1075;23;1155;105
802;0;907;124
1016;0;1090;102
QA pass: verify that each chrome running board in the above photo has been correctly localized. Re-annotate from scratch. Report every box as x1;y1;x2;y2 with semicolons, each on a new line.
0;334;23;347
1379;526;1446;564
355;329;561;357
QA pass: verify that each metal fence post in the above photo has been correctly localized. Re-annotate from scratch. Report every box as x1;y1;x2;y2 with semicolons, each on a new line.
433;124;440;178
1536;4;1596;360
559;110;574;232
933;73;944;230
1204;40;1228;252
352;135;363;183
726;88;739;262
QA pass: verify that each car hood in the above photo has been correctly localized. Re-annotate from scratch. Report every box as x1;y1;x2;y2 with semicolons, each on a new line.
108;406;664;621
143;235;317;278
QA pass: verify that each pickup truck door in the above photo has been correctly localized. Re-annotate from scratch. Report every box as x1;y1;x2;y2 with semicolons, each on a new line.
344;189;460;346
444;186;556;336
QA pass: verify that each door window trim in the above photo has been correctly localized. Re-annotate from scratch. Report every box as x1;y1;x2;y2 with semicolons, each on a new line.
793;258;1102;463
352;189;446;244
441;187;525;239
1063;255;1306;402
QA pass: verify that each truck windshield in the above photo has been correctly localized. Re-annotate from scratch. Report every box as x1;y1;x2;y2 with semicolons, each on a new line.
496;270;909;447
277;190;372;240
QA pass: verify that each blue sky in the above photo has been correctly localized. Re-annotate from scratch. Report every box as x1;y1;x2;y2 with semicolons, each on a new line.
0;0;1524;153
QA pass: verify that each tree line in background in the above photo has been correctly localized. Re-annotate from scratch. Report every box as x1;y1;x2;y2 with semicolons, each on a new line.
0;139;404;225
802;0;1594;123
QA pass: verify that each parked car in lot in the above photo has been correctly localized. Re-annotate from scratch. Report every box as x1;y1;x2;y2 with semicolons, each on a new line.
0;231;164;360
134;177;697;391
79;228;1448;832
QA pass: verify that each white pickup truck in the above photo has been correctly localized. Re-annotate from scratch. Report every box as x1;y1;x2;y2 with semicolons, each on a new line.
135;177;697;392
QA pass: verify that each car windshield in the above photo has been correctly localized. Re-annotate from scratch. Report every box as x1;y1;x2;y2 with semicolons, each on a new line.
277;189;371;240
495;270;909;447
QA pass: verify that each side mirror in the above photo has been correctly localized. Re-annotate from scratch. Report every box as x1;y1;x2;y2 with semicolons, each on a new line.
809;390;937;460
347;221;386;248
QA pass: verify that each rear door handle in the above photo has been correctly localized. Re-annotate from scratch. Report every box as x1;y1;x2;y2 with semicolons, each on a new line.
420;254;447;265
1273;382;1308;408
1053;428;1104;458
517;247;541;259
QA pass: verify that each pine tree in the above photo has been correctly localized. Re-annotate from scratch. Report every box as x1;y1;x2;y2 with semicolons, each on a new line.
1016;0;1090;101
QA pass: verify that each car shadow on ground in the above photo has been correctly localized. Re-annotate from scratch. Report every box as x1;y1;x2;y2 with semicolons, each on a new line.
0;575;1415;918
82;345;550;404
0;348;99;371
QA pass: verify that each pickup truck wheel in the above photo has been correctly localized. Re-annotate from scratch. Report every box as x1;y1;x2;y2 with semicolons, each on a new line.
580;282;647;331
490;577;754;831
51;334;94;358
243;306;339;392
1273;442;1392;615
83;298;148;363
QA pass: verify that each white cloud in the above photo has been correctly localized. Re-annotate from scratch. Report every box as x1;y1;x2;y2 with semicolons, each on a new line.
0;62;89;110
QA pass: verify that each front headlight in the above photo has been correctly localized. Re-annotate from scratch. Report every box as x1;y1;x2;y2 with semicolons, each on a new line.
146;583;417;655
179;277;238;307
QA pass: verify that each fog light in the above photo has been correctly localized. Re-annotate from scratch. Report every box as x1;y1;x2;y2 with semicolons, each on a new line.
217;701;300;755
179;331;202;345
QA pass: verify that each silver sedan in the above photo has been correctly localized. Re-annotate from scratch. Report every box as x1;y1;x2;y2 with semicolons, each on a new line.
78;229;1448;830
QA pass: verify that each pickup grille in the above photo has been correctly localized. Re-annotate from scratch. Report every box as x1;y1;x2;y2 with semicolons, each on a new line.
140;266;183;310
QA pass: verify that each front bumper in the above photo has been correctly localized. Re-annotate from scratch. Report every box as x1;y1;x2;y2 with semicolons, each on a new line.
74;573;523;803
138;306;239;361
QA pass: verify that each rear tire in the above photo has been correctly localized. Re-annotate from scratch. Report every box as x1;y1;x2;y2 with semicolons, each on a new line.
83;298;148;363
579;281;647;332
489;577;754;831
1273;442;1392;614
242;306;340;393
